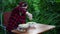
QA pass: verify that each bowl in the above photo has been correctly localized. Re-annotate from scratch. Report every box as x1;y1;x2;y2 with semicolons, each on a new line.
17;24;29;32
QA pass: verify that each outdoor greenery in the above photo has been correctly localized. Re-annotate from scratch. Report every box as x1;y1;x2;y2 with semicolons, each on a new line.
0;0;60;34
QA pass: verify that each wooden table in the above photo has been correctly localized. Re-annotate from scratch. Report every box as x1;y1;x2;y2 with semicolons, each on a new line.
12;24;55;34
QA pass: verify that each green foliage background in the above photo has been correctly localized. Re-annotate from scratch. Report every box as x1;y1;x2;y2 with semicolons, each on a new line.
0;0;60;34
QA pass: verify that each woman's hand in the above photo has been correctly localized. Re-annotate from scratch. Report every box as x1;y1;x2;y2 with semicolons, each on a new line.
26;12;33;20
28;13;32;20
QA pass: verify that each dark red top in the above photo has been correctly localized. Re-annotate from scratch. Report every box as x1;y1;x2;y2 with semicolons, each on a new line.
6;6;26;31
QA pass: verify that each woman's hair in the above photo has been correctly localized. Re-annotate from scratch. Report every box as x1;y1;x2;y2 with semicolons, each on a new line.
22;3;28;7
19;2;28;7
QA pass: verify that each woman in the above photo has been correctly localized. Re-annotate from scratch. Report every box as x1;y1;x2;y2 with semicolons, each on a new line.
6;2;32;34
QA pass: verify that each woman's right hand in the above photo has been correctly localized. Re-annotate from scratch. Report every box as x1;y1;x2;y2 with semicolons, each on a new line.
26;12;33;20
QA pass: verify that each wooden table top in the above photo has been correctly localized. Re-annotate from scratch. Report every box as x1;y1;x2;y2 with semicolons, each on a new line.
12;24;55;34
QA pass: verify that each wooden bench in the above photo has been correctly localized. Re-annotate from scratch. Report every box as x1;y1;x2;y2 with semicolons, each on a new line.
12;24;55;34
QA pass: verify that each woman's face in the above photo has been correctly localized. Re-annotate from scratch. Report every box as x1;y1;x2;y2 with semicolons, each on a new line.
25;5;28;9
22;5;28;9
